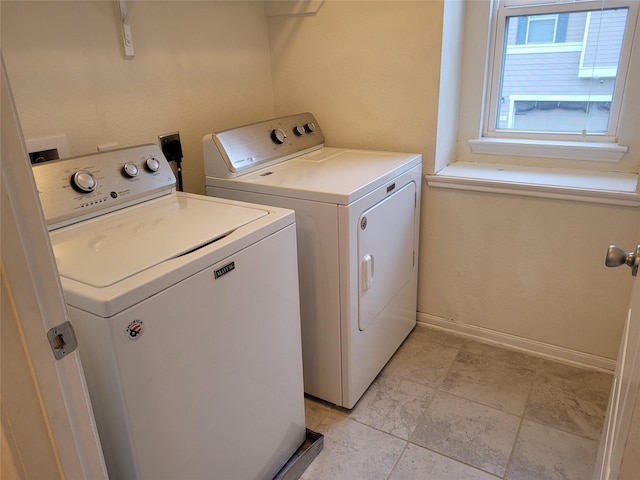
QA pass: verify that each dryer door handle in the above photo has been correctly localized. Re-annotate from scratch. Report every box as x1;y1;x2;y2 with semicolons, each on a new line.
362;254;374;291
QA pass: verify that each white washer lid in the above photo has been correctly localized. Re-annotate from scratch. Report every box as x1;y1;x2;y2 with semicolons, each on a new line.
50;193;267;288
215;147;422;204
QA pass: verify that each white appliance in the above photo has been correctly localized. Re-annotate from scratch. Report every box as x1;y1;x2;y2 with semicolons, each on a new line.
32;145;306;479
203;113;422;408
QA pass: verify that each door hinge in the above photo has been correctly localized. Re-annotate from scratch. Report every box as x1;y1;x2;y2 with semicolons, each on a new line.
47;321;78;360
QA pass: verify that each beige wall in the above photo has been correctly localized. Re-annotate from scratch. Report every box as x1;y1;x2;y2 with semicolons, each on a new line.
420;188;638;359
2;0;638;362
267;0;441;164
1;0;275;194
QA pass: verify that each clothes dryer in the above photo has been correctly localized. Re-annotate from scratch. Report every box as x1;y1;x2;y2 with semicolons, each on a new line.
203;113;421;408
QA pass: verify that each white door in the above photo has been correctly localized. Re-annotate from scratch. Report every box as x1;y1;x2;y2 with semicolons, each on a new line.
594;245;640;480
358;182;416;331
1;55;106;479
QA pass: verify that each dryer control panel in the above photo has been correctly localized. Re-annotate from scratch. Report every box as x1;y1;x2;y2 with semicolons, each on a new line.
32;144;176;230
203;112;326;179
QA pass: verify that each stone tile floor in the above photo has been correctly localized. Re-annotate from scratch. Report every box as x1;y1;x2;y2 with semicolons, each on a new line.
302;324;612;480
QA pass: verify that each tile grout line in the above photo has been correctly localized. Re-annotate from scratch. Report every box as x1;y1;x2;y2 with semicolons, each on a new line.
501;367;539;479
384;441;410;480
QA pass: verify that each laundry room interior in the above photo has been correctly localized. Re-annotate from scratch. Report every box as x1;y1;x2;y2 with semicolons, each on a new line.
3;1;640;479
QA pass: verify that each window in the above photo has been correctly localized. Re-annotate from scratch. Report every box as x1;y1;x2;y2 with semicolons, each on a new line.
432;0;640;199
517;14;567;44
485;0;638;143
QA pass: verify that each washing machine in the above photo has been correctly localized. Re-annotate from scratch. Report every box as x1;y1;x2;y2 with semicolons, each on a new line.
203;112;422;408
32;144;306;479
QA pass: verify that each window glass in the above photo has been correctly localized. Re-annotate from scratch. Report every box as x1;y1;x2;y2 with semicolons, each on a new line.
527;16;557;43
493;6;629;136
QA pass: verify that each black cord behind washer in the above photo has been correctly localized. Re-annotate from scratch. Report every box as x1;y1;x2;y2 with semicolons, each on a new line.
161;136;184;192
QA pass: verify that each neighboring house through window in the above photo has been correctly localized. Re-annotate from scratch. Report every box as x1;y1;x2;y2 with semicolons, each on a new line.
487;0;637;142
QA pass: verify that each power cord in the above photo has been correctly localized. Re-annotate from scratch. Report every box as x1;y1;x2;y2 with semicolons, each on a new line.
159;133;183;191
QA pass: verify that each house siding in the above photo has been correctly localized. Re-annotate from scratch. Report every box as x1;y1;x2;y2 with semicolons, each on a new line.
583;9;628;69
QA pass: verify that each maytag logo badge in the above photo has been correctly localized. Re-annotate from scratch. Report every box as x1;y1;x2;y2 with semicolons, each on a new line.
214;261;235;279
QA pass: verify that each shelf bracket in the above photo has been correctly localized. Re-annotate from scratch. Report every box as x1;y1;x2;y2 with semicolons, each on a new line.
264;0;325;16
119;0;137;58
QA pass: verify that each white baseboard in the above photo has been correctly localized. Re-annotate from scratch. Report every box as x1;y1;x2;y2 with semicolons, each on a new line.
417;312;616;373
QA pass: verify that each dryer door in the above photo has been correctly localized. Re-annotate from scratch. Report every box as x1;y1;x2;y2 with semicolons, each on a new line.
358;182;416;331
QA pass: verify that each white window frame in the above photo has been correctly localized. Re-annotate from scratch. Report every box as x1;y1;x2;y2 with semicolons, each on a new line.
483;0;638;148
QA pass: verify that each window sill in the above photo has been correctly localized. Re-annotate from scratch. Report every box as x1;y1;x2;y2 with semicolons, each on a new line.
426;162;640;207
468;137;628;162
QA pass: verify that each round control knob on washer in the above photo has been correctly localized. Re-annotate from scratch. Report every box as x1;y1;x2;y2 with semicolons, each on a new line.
145;156;161;172
304;122;316;133
71;170;97;193
293;125;306;136
123;162;139;177
271;128;287;144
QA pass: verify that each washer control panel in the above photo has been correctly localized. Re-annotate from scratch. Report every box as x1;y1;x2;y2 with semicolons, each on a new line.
203;112;325;179
32;144;176;230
